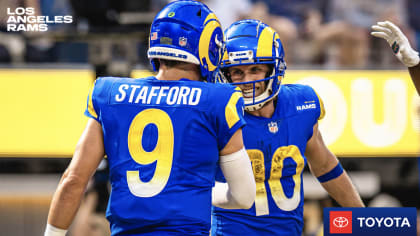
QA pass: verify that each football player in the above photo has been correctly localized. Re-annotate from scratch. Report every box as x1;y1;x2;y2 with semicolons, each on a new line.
211;19;364;236
44;1;256;235
371;21;420;95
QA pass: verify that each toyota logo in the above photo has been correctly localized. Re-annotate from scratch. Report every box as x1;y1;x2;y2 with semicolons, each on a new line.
333;217;349;228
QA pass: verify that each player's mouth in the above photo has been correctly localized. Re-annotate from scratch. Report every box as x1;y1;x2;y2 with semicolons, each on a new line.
242;88;259;98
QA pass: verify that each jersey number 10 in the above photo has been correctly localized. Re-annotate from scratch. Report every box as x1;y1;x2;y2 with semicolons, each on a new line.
248;145;305;215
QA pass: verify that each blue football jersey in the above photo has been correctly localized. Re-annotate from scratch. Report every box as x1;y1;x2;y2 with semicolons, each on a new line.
84;76;246;236
212;84;325;236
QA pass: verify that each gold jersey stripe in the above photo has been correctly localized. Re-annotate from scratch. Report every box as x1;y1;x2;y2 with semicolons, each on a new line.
225;91;243;128
314;90;325;120
87;84;98;119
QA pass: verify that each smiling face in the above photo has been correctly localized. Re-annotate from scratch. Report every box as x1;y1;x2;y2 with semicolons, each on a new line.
227;64;270;98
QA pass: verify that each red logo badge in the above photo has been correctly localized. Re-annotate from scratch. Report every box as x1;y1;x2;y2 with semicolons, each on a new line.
151;32;157;40
179;37;187;47
267;121;278;134
330;211;352;234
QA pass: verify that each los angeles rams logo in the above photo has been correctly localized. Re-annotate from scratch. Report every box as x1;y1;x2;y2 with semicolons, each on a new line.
198;13;222;74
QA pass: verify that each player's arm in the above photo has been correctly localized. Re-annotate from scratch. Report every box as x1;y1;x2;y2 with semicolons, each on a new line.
371;21;420;95
45;119;105;236
408;63;420;95
212;128;256;209
305;123;365;207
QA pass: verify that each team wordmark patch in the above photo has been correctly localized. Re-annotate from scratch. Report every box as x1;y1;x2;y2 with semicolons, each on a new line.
324;207;417;236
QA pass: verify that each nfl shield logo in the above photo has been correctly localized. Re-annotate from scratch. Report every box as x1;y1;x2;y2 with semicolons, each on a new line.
179;37;187;46
151;32;157;40
268;121;278;134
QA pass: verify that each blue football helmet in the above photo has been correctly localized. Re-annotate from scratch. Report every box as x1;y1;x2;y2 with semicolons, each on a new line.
148;0;224;83
220;19;286;111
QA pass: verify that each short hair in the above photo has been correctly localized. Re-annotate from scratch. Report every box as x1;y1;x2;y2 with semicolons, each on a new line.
154;59;191;69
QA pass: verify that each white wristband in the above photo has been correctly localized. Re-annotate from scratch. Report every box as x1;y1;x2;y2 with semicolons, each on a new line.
44;224;67;236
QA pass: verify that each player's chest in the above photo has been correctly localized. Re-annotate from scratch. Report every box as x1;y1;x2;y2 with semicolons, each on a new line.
243;115;312;150
243;116;310;183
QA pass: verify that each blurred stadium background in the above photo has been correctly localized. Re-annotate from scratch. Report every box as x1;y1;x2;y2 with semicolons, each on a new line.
0;0;419;235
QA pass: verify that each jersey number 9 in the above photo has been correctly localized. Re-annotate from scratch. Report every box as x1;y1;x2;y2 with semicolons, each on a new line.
126;108;174;197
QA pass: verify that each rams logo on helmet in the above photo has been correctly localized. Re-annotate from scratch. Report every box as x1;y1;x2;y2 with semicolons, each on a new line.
147;0;223;83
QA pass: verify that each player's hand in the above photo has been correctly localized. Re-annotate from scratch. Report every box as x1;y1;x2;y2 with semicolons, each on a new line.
371;21;420;67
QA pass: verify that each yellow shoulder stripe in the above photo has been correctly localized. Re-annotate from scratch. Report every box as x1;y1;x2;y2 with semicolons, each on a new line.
314;91;325;120
87;83;98;119
225;91;243;129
